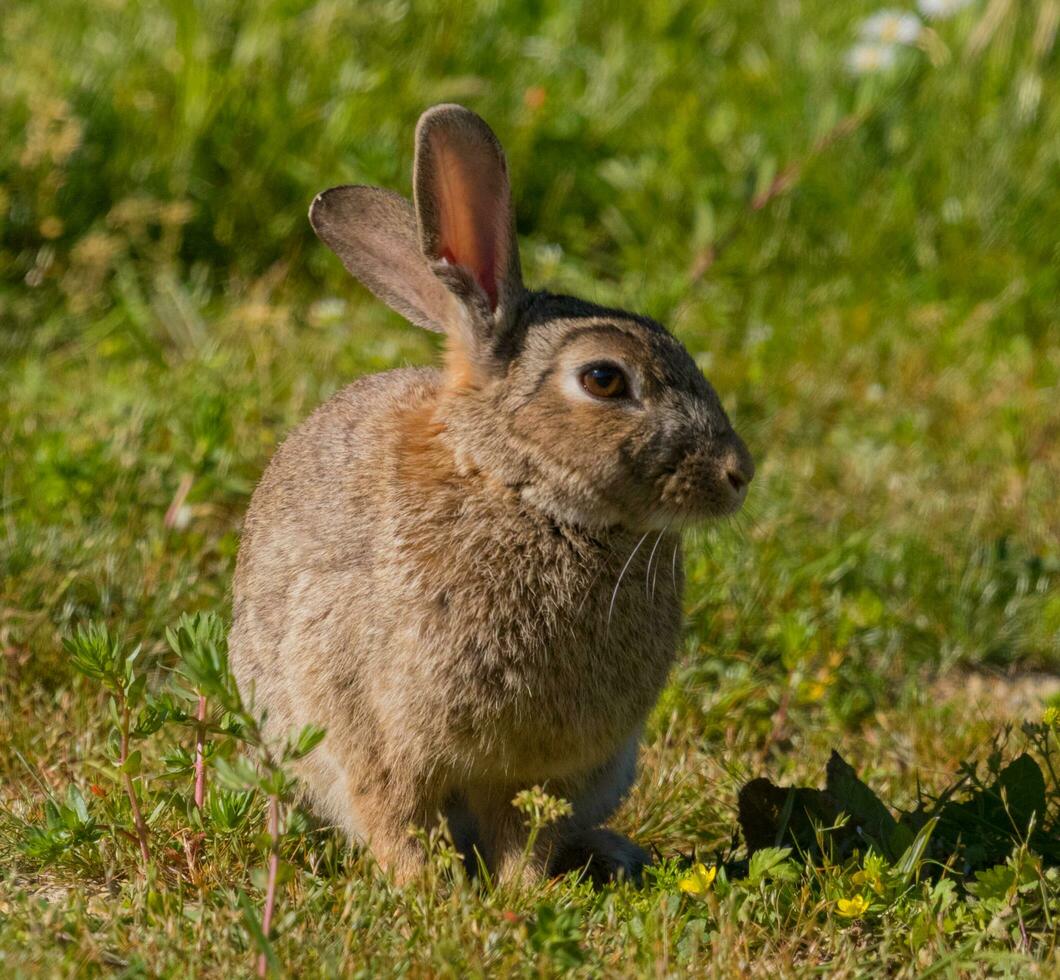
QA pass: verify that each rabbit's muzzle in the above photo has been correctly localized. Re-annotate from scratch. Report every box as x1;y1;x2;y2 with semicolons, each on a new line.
657;431;754;519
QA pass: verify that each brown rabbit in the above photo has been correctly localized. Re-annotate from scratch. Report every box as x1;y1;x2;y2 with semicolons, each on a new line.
230;104;753;885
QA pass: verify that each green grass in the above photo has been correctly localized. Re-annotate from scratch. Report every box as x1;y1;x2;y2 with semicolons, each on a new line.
2;0;1060;975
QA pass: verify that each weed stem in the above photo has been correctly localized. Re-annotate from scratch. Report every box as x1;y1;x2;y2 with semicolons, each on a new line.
257;794;281;978
118;696;151;867
194;694;207;809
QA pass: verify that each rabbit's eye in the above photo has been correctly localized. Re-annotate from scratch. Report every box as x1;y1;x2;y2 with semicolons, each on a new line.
580;364;629;399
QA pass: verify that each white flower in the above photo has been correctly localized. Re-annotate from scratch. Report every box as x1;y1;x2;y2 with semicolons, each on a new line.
535;243;564;269
860;9;923;44
169;504;193;531
845;42;899;74
308;297;347;322
917;0;974;19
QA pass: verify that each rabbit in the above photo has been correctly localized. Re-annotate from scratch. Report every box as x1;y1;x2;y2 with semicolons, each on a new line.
229;104;754;886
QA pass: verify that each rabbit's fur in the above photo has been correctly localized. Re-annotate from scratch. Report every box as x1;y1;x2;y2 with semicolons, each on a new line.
230;105;753;885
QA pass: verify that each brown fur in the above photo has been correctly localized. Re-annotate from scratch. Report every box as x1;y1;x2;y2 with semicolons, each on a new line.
230;105;753;884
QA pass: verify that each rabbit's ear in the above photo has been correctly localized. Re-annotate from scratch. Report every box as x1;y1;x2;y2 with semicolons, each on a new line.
309;186;457;333
414;104;523;326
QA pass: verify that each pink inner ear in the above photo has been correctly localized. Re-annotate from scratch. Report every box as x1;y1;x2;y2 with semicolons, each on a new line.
432;132;503;310
439;246;497;308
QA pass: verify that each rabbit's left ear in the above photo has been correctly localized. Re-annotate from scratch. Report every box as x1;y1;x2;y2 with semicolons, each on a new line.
413;104;524;331
309;185;456;334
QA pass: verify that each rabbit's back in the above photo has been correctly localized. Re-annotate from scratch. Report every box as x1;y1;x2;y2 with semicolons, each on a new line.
229;367;441;735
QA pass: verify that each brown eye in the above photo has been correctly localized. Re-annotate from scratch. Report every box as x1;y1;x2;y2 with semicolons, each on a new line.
580;364;629;399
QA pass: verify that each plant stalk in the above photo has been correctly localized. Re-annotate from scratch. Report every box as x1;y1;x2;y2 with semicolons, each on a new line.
257;793;281;978
688;109;869;283
194;693;207;809
118;696;151;866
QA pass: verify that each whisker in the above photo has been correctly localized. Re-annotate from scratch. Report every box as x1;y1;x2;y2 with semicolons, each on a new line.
669;516;691;592
651;521;674;601
608;532;649;632
645;529;666;599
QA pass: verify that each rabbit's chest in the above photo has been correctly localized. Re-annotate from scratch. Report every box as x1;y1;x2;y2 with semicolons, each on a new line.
405;521;684;776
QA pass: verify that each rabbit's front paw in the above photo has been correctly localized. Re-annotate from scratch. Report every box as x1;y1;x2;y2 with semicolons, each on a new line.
551;827;650;886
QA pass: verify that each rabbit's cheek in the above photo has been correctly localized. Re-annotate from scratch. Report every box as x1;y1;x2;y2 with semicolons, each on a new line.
499;404;644;523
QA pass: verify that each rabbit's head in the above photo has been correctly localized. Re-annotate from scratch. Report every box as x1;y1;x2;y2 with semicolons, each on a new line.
310;105;753;532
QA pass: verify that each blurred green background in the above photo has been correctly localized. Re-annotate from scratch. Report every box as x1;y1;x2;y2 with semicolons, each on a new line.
1;0;1058;720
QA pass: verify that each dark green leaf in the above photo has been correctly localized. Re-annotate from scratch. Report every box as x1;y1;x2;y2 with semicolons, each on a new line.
825;751;902;861
996;754;1046;834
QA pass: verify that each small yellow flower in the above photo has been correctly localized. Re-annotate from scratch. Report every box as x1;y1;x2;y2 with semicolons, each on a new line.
39;216;64;239
851;869;884;896
1044;706;1058;728
836;894;870;918
679;863;717;896
806;681;828;702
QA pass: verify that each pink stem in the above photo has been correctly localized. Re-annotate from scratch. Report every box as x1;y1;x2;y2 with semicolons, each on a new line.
193;694;207;809
689;111;867;282
749;112;864;212
164;472;194;529
257;794;280;978
118;699;151;867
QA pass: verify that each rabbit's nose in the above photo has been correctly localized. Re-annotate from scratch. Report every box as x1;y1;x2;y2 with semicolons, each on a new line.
720;438;755;497
725;466;747;493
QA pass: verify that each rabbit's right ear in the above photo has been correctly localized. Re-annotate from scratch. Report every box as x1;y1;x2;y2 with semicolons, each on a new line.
309;185;456;334
413;105;524;334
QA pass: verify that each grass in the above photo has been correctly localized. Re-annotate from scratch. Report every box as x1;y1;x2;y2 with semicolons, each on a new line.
2;0;1059;975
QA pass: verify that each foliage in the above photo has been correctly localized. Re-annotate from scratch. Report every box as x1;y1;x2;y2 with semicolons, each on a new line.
18;785;101;867
738;738;1060;877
